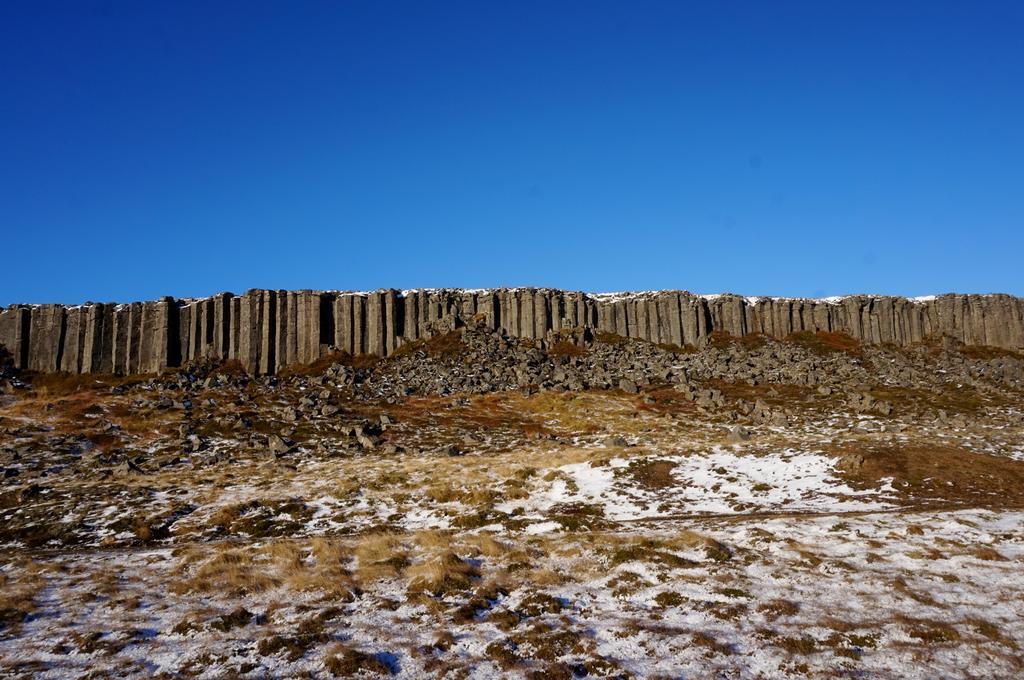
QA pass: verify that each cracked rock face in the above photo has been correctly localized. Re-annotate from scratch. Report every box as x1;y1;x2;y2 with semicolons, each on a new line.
3;289;1023;378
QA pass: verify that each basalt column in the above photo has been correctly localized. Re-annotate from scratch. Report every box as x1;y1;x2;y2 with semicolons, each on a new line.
24;305;65;372
0;307;30;369
57;307;85;373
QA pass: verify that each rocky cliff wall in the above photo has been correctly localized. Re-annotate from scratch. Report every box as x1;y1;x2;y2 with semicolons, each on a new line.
2;289;1022;375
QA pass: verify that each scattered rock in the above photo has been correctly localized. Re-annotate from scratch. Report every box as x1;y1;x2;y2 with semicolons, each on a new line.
727;426;752;443
268;435;292;455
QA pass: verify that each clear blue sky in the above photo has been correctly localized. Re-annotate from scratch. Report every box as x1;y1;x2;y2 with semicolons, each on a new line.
2;2;1022;305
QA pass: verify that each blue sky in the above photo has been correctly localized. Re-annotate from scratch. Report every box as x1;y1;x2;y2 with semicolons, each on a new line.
2;2;1022;304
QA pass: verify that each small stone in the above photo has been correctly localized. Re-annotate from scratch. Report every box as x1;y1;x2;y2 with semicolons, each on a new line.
834;453;865;472
727;425;752;443
441;444;463;457
356;433;380;450
268;434;291;455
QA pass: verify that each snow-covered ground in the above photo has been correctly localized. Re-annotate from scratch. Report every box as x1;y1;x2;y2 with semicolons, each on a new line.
499;448;895;524
2;507;1021;678
3;365;1023;677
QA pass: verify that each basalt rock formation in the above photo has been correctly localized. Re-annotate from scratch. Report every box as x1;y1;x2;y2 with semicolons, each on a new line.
1;289;1022;375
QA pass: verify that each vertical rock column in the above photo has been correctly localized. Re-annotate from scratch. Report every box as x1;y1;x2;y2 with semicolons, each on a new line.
58;307;85;373
384;290;400;355
301;290;321;366
80;304;103;373
352;294;367;355
177;302;192;367
273;291;292;372
212;293;234;361
237;290;265;374
365;291;386;356
0;307;29;369
26;305;66;372
334;293;354;355
402;291;421;342
137;297;174;373
258;290;277;375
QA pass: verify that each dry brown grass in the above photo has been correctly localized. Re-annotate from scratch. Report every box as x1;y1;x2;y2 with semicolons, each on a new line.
354;533;409;583
170;545;280;595
0;559;47;633
423;483;497;506
527;568;566;586
673;529;733;562
21;371;151;397
169;539;360;598
865;384;1005;415
506;391;637;436
406;550;480;596
463;532;508;558
286;540;358;598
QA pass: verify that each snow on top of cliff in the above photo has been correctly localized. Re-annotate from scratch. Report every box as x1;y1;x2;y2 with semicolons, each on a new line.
7;290;990;310
588;291;947;305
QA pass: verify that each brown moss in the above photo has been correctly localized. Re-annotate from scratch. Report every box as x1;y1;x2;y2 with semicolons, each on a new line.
785;330;861;355
657;342;699;354
827;442;1024;509
258;633;325;662
757;599;800;621
618;458;677;490
907;623;961;644
391;330;465;360
775;635;817;654
211;359;247;377
277;353;349;377
509;623;590;662
608;540;698;569
205;499;313;538
594;331;628;345
654;591;686;608
547;340;588;357
485;638;521;669
958;344;1024;361
517;592;564;618
324;647;393;676
710;331;769;350
209;607;255;632
22;371;150;397
548;503;608;531
692;631;735;656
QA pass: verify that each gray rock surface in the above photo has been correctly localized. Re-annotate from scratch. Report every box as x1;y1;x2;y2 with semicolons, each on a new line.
2;289;1022;375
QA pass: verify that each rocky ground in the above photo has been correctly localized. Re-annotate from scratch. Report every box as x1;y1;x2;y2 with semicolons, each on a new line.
1;328;1023;678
